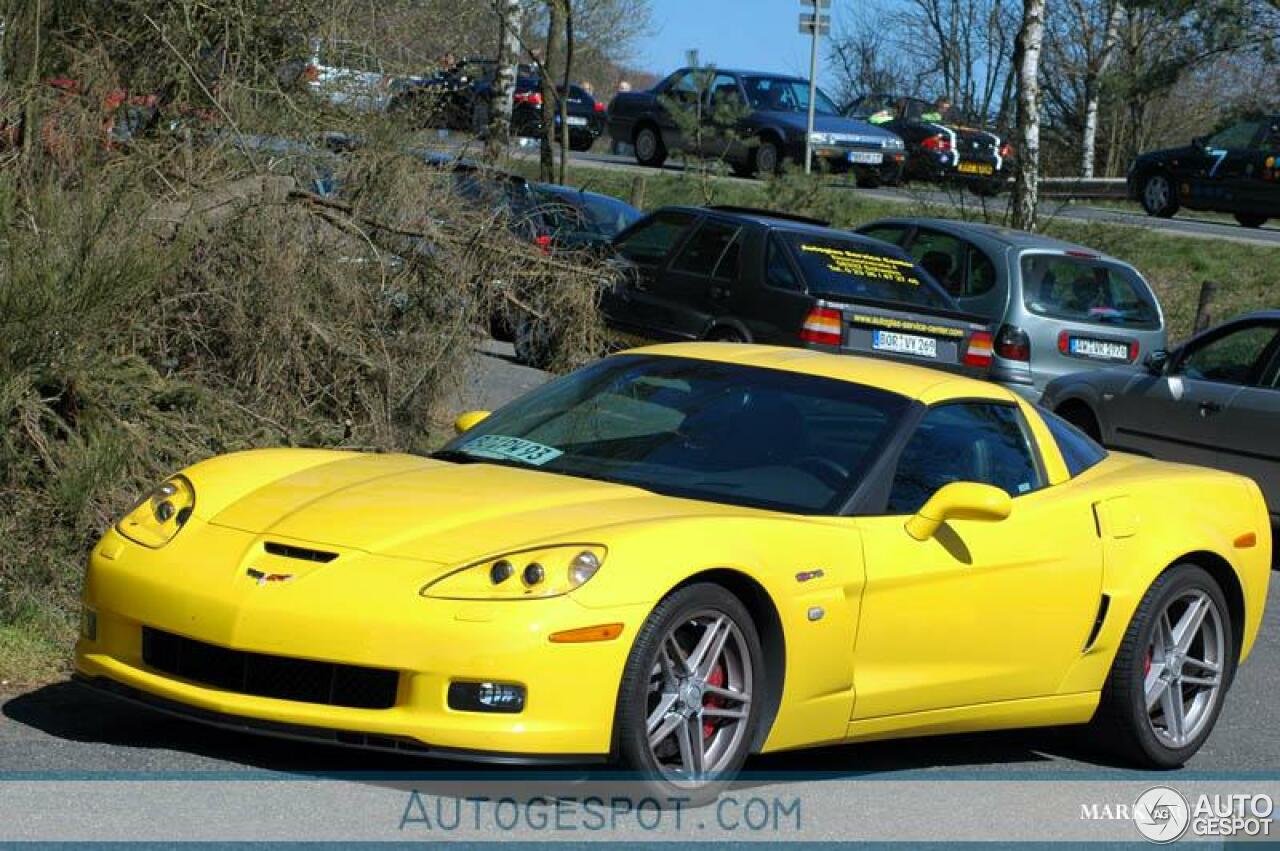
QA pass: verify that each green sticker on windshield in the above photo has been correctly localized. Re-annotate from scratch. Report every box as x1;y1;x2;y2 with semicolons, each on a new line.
463;434;564;466
799;244;920;286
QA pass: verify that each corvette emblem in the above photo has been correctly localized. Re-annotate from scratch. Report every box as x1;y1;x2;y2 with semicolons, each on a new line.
246;568;293;585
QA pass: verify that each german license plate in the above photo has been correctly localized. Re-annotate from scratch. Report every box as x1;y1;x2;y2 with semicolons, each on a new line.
566;115;588;126
847;150;884;165
958;162;994;175
873;330;937;359
1070;337;1130;361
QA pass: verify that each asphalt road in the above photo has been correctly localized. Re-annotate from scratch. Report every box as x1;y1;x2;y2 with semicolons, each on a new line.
544;146;1280;248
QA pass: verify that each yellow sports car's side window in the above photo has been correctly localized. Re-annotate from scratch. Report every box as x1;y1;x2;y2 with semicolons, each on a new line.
886;402;1044;515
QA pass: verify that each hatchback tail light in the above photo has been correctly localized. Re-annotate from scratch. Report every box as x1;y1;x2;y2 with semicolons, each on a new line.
514;91;543;106
921;134;952;153
963;330;995;369
800;306;843;346
593;101;606;113
995;324;1031;362
999;142;1014;158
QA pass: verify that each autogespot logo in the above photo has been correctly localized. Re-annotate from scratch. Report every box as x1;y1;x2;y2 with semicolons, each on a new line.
1134;786;1191;843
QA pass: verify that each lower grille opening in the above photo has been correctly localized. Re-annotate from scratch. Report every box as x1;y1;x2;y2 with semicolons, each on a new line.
141;627;398;709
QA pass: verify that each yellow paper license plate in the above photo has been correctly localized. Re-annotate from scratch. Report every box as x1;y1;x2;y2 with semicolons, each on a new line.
958;162;994;175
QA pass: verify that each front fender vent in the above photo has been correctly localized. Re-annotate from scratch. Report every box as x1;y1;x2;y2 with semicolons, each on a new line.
1083;594;1111;652
263;541;338;563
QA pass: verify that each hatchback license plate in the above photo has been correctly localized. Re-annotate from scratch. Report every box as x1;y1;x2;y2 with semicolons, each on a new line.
847;151;884;165
1070;337;1130;361
566;115;588;126
958;162;994;175
873;330;937;359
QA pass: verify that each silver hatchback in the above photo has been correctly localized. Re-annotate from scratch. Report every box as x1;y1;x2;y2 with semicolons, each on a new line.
855;218;1168;400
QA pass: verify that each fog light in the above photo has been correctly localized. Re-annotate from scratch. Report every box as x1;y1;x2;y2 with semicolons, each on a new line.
81;608;98;641
522;562;545;586
490;559;514;584
448;681;526;714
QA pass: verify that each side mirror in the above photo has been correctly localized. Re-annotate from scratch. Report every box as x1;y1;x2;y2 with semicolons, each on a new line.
1143;349;1169;375
904;482;1012;542
453;410;491;435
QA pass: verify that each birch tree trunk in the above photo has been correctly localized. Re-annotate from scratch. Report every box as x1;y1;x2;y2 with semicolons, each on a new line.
1012;0;1047;232
1080;2;1123;178
485;0;523;162
539;0;563;183
558;0;573;186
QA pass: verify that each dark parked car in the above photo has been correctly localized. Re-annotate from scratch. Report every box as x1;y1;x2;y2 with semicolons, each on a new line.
1128;115;1280;228
599;206;994;375
505;77;607;151
1042;311;1280;522
845;94;1012;193
606;68;906;181
388;58;500;130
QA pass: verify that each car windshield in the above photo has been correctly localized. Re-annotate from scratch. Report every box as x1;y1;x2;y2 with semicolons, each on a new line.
532;188;642;238
1021;255;1161;330
780;232;958;311
742;76;839;116
435;355;910;514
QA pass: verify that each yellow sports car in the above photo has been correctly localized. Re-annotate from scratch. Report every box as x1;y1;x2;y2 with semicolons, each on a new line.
76;343;1271;795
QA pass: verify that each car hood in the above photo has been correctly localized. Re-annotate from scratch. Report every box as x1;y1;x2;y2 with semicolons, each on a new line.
206;452;749;564
1133;145;1197;165
764;111;901;141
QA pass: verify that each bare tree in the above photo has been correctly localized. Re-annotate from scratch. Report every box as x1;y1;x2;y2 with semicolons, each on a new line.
538;0;564;182
486;0;523;160
1012;0;1047;231
558;0;573;185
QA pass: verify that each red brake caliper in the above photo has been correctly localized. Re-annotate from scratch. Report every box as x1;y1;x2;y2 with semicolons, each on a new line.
703;664;725;739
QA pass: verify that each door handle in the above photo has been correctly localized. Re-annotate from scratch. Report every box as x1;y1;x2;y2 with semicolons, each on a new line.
1198;400;1223;416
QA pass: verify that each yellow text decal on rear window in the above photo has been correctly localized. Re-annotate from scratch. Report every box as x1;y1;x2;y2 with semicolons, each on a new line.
850;313;965;338
799;244;920;285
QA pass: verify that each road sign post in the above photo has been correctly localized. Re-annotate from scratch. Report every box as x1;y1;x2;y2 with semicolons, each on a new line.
800;1;831;175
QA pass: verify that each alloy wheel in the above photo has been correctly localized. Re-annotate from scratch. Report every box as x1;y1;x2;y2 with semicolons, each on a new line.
1143;589;1226;748
1144;175;1170;213
636;129;657;161
645;610;753;784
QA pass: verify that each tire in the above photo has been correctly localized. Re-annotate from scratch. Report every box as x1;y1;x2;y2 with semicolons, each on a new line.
751;137;781;177
634;124;667;168
613;583;763;803
1056;402;1102;443
1139;172;1180;218
1091;563;1235;768
1234;212;1268;229
705;326;747;343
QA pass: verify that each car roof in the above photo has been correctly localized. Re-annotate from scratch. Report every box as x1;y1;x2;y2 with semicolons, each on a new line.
624;342;1014;404
670;67;806;83
862;217;1125;258
530;182;635;207
660;205;897;244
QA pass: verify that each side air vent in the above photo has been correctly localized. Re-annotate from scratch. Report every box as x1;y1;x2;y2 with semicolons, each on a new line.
1083;594;1111;652
263;541;338;563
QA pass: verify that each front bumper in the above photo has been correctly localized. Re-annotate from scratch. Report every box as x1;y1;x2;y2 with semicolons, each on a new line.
74;524;646;759
806;144;906;179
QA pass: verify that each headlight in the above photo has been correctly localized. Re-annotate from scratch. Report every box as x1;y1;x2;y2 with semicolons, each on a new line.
115;475;196;548
421;545;606;600
808;131;836;146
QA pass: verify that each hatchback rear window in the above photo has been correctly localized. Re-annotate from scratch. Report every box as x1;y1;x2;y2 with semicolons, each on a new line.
1021;255;1160;330
780;232;956;311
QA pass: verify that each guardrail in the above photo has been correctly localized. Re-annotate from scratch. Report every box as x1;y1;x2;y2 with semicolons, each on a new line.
1039;177;1128;201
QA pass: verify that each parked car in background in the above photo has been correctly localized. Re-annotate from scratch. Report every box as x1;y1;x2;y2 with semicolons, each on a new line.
304;39;393;112
504;76;607;151
1043;311;1280;523
598;206;994;376
855;218;1166;400
607;68;906;181
388;57;499;130
1128;114;1280;228
845;94;1012;194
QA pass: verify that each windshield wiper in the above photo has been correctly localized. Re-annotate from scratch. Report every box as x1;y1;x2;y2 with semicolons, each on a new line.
429;449;483;464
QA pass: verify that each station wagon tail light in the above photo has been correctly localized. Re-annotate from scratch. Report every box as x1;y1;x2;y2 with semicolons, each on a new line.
995;324;1031;362
421;545;606;600
963;330;994;368
800;306;842;346
921;134;952;153
1129;341;1140;361
593;101;606;112
514;91;542;106
1057;331;1070;354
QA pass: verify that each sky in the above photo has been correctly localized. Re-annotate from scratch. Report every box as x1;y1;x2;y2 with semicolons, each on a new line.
633;0;885;86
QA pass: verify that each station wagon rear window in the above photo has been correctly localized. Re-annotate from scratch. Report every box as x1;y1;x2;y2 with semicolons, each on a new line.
1021;255;1160;330
781;233;955;311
